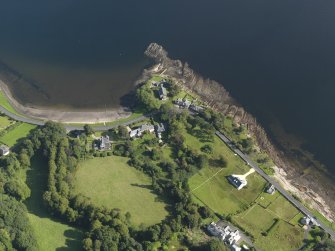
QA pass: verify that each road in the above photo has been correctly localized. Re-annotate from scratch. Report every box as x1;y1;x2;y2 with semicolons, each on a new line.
215;131;335;240
0;106;154;131
2;103;334;239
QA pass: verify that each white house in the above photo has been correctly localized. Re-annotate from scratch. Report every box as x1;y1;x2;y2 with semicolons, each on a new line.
228;175;247;190
0;145;10;156
227;230;241;245
266;184;276;195
207;222;242;247
158;85;168;100
231;244;242;251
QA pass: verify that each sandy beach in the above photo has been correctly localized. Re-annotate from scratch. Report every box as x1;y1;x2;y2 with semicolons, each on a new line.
0;80;132;124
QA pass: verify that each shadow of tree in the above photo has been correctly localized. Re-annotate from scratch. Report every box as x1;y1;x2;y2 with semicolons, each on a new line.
55;230;84;251
25;154;84;250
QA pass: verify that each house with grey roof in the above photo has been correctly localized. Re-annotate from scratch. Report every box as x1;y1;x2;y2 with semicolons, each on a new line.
174;98;191;108
99;136;111;150
158;85;168;100
227;175;247;190
129;124;155;138
266;184;276;195
189;104;204;113
155;123;166;141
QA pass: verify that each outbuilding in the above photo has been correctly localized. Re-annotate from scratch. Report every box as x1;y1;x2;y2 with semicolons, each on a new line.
0;145;10;156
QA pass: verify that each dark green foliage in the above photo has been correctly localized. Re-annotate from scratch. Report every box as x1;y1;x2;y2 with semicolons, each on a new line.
136;83;160;111
84;124;94;136
201;144;213;154
0;194;38;250
4;179;31;201
118;125;129;139
168;82;181;97
0;228;14;251
238;138;253;154
206;239;229;251
198;206;212;219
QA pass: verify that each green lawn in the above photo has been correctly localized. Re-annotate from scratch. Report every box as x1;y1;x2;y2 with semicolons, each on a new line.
289;212;304;226
188;131;266;215
73;156;169;226
267;195;300;221
190;166;265;215
0;115;14;130
25;155;83;251
233;205;304;251
233;204;277;233
28;213;83;251
254;220;304;251
0;123;36;146
256;191;280;208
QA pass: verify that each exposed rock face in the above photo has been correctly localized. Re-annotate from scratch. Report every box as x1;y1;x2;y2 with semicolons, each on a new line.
143;43;335;221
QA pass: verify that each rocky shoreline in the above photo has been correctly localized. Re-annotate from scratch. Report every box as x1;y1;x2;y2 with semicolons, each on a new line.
141;43;335;222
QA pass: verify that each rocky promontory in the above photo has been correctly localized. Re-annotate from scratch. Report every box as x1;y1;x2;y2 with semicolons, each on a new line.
141;43;335;222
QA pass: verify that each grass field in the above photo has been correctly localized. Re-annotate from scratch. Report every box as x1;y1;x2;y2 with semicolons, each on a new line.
268;195;300;221
256;191;280;208
0;123;36;146
187;131;266;215
190;167;265;215
25;155;83;251
73;156;169;226
234;204;276;233
233;205;304;250
0;115;13;130
28;213;83;251
254;220;304;251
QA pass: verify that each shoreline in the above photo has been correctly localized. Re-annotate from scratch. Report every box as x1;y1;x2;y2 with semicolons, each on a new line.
0;43;334;225
0;79;132;124
143;43;335;223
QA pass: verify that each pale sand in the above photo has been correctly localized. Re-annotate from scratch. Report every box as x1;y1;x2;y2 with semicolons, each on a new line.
0;80;132;124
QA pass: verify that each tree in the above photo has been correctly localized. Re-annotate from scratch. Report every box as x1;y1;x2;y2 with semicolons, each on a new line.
0;194;38;250
4;180;31;201
118;126;129;139
168;83;181;97
206;239;229;251
84;124;94;136
0;229;13;251
198;206;212;219
136;84;160;111
201;144;213;154
238;138;253;154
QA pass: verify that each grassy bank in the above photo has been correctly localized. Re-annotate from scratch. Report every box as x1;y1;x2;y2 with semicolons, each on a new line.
0;91;23;116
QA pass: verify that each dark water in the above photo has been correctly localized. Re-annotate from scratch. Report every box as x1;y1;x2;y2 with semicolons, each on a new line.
0;0;335;173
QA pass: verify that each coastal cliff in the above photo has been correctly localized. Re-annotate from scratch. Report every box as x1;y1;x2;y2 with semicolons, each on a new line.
142;43;335;222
